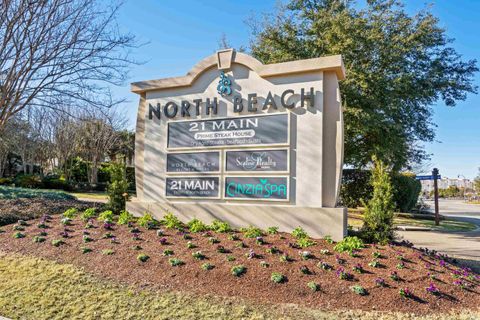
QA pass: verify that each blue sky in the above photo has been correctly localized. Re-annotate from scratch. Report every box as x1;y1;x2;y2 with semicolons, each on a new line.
113;0;480;179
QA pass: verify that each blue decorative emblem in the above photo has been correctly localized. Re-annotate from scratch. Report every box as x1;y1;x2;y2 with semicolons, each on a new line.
217;71;232;96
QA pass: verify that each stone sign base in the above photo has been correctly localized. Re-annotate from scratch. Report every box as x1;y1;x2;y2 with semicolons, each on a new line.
127;200;347;241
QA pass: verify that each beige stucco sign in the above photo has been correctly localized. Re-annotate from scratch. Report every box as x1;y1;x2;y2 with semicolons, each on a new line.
127;49;347;240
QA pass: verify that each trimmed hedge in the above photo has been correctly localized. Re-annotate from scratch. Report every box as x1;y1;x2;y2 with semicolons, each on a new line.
339;169;421;213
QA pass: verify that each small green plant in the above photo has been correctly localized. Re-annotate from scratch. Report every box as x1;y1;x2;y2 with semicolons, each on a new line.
13;225;25;231
236;241;246;248
226;255;236;262
188;218;208;233
260;261;269;268
297;237;316;248
98;210;114;223
318;261;332;271
266;246;280;254
38;231;48;236
61;217;72;225
399;287;412;299
241;226;263;238
209;220;232;233
137;253;150;262
280;254;292;262
208;237;219;244
324;235;334;244
186;241;196;249
17;220;28;226
372;251;382;259
320;249;330;255
231;265;246;277
334;236;364;253
163;212;183;229
267;226;279;235
396;262;405;269
81;247;92;254
132;245;142;251
300;265;311;274
201;263;214;270
192;251;205;260
169;258;184;266
292;226;308;239
307;282;320;292
271;272;286;283
137;212;157;229
118;210;135;225
368;260;380;268
51;239;64;247
228;234;239;241
351;285;367;296
83;235;93;243
32;236;45;243
81;208;96;221
163;249;174;256
63;208;78;219
299;251;312;260
102;249;114;255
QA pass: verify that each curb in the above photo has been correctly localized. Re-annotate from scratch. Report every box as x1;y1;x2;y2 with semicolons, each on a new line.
395;225;433;232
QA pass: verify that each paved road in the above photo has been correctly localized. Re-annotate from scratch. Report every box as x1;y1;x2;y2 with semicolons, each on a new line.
398;199;480;266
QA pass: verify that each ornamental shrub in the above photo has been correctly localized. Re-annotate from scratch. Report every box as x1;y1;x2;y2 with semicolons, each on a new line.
138;212;158;229
241;225;263;238
333;236;364;253
163;212;183;229
292;226;308;239
63;208;78;219
106;161;130;214
81;208;96;221
188;218;208;233
340;169;420;212
361;156;395;244
117;210;134;225
209;220;232;233
98;210;114;223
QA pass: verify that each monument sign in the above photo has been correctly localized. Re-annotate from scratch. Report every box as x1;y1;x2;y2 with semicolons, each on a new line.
127;49;347;240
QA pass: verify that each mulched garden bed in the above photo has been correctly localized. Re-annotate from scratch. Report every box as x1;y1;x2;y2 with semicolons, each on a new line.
0;198;95;226
0;214;479;315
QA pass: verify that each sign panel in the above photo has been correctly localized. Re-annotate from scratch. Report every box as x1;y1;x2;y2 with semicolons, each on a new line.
166;177;219;198
167;152;220;173
416;175;441;181
167;114;289;149
224;177;288;200
226;149;288;172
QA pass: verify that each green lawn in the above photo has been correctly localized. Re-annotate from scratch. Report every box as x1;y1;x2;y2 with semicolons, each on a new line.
348;213;477;232
0;253;477;320
67;191;108;201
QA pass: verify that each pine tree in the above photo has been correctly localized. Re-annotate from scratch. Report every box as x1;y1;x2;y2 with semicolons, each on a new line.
362;156;395;244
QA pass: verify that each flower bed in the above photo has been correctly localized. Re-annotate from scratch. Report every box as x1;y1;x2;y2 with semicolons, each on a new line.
0;212;479;315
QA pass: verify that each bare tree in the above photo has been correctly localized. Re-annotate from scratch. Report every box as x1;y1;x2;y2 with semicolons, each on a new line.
0;0;137;129
76;107;126;185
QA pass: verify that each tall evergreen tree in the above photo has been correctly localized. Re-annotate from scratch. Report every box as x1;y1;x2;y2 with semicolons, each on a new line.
362;156;395;243
249;0;478;170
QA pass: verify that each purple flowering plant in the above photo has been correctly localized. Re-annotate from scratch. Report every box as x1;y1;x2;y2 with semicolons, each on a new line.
159;237;168;245
425;282;439;295
375;277;386;287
